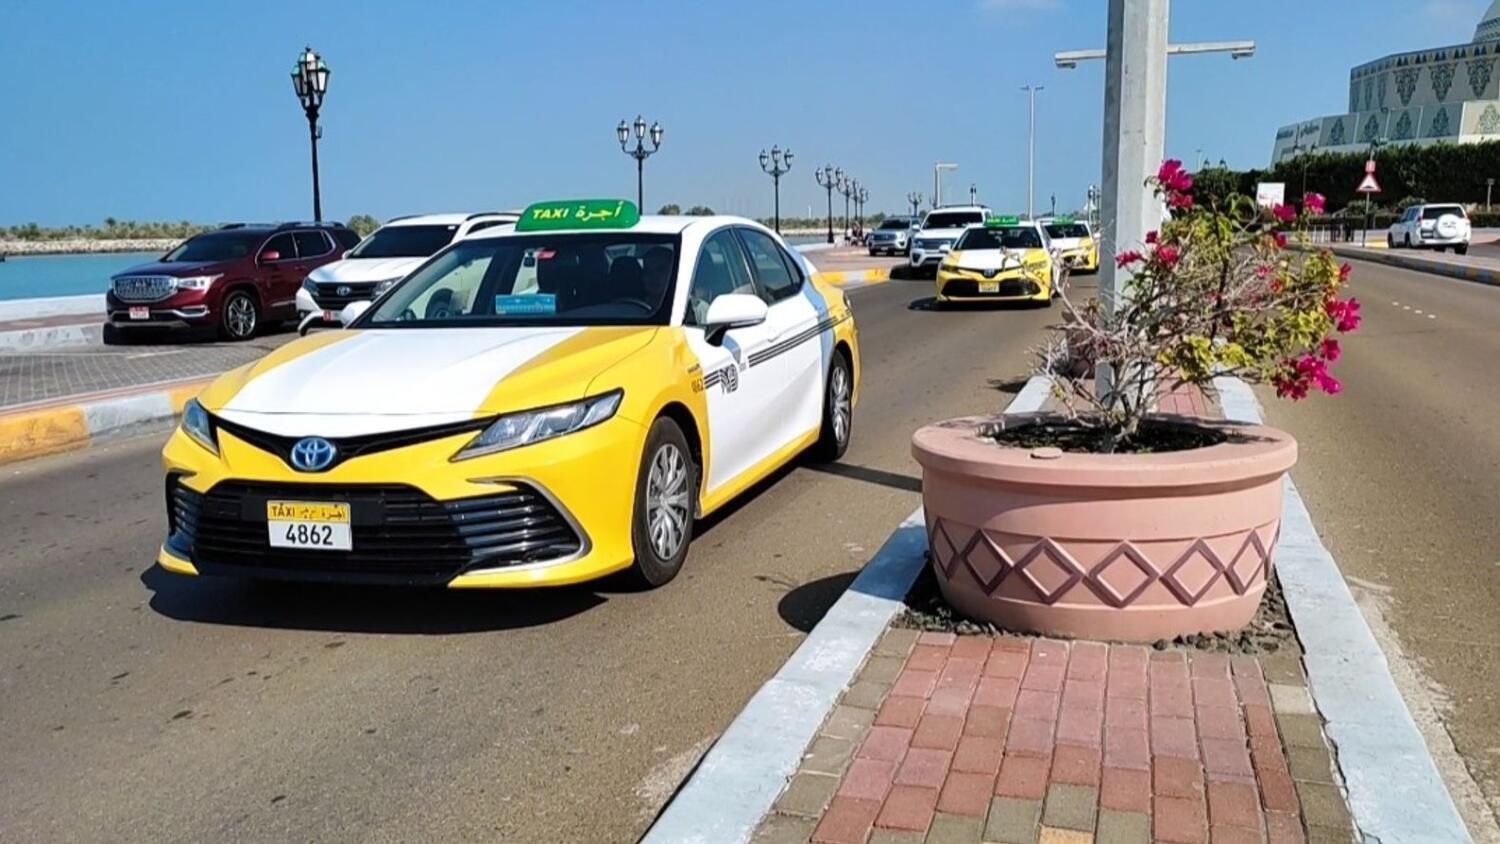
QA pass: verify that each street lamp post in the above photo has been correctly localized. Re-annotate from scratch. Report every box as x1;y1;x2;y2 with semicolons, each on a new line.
856;185;869;229
933;162;957;208
816;165;840;244
837;174;855;239
1362;137;1387;246
617;115;663;210
290;46;331;222
969;184;978;205
907;192;923;218
1489;177;1496;212
758;146;793;233
1022;85;1044;219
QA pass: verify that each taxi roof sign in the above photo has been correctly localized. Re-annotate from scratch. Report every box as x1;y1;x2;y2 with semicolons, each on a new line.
1052;215;1075;224
985;215;1022;227
515;199;640;232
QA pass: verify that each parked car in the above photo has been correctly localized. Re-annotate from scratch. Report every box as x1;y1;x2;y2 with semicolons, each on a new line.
295;212;518;330
910;206;992;277
105;222;359;343
867;217;919;256
1388;203;1471;253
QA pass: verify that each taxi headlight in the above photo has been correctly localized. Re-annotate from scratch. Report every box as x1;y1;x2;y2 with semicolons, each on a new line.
181;398;218;455
454;390;623;460
372;277;402;296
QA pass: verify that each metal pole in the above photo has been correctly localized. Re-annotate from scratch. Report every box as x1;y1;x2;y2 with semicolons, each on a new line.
1023;86;1042;219
773;173;780;234
826;185;834;244
307;111;322;222
636;155;644;210
1488;178;1494;212
934;167;940;209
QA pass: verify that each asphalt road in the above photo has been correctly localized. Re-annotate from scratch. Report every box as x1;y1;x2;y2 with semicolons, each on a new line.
1257;257;1500;836
0;271;1064;842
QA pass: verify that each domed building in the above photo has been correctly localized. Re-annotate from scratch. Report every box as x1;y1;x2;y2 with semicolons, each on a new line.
1271;1;1500;161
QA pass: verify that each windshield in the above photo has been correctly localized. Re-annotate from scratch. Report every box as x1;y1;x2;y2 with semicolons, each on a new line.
162;231;263;263
1421;205;1465;220
923;212;984;230
350;224;458;259
957;227;1044;250
1044;223;1090;239
878;219;910;230
362;233;679;328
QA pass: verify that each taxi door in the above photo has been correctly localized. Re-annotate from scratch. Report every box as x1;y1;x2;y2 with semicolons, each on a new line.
734;227;826;445
682;229;785;494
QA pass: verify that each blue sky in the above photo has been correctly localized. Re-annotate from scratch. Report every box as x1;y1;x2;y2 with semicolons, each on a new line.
0;0;1488;225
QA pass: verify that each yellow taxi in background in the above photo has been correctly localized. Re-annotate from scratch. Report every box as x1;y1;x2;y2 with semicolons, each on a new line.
1042;217;1098;274
936;217;1061;306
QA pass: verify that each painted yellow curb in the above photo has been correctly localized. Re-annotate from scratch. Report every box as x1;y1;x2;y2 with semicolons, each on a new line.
816;268;892;286
0;378;212;467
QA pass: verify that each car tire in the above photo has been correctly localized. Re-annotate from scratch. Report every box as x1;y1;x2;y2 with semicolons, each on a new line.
101;323;132;346
629;417;698;588
1457;243;1470;255
811;353;854;462
1387;234;1396;248
1405;234;1414;249
219;290;259;341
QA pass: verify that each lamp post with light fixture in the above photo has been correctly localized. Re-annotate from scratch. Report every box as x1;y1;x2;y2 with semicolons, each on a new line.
617;115;663;210
816;165;840;244
758;146;793;234
290;46;331;222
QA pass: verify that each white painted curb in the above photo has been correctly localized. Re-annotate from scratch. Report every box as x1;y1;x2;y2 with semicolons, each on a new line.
0;322;100;351
0;294;103;322
642;382;1050;843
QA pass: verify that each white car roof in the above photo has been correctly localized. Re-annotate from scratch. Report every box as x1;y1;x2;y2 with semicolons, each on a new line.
465;214;771;240
929;206;990;213
383;211;520;227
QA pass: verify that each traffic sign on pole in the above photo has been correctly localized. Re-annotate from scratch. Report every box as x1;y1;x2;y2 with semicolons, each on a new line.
1357;172;1382;194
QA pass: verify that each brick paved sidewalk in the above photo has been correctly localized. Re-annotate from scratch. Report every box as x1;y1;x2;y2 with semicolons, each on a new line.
753;630;1353;844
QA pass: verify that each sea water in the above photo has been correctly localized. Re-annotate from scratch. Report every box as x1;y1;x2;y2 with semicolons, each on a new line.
0;252;161;301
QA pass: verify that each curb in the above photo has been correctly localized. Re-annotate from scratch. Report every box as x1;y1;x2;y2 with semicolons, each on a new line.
1214;376;1468;842
1327;243;1500;287
0;294;103;322
0;321;101;351
0;378;209;466
641;382;1050;844
815;267;892;287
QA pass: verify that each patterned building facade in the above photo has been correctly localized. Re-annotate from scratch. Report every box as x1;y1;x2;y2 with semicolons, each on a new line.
1271;1;1500;162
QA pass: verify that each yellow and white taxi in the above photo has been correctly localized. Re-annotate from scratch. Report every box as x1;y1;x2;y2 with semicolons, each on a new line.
935;217;1062;305
159;200;859;589
1042;217;1098;274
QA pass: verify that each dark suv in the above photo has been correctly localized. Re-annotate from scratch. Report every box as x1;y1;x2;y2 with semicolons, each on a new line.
105;222;360;342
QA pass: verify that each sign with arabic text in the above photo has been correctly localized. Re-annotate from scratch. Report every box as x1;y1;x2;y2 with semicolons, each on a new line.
515;199;640;232
985;215;1021;227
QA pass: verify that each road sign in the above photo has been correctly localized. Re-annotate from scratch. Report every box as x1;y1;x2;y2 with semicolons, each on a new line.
1365;158;1377;175
1357;173;1382;194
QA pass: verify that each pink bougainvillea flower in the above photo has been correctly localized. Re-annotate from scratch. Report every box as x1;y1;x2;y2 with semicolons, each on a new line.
1273;232;1288;249
1272;204;1297;222
1255;265;1271;278
1304;192;1327;214
1115;250;1145;268
1155;245;1180;266
1167;193;1195;209
1157;159;1194;194
1339;262;1352;282
1274;371;1310;400
1325;297;1362;332
1320;338;1342;361
1145;230;1159;245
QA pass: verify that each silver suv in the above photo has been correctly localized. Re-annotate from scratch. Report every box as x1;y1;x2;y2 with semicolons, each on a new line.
867;217;918;256
1388;204;1471;254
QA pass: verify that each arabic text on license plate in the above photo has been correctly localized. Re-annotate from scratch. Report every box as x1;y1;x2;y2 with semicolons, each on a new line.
979;281;1000;294
266;500;352;551
129;307;150;320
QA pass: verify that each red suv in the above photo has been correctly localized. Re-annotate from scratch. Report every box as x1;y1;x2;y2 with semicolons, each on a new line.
105;222;360;342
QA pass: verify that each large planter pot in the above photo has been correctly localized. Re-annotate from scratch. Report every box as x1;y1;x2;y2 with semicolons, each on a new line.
911;414;1297;642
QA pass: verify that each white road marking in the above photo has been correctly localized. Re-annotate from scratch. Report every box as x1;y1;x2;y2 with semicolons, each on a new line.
124;350;190;360
1415;309;1424;315
1429;314;1437;319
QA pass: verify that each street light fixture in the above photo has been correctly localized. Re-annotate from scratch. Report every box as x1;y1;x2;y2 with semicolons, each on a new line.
758;146;793;234
617;114;663;209
816;165;840;244
969;184;978;206
290;46;331;221
837;173;855;239
907;191;924;218
855;185;869;230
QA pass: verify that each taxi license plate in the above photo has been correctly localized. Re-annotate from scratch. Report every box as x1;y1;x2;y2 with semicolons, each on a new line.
128;307;150;320
266;500;352;551
322;310;337;321
979;281;1000;294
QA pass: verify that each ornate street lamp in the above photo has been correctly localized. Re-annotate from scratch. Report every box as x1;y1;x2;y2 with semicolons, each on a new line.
290;46;331;221
837;173;855;239
617;115;663;209
815;165;840;244
759;146;793;234
907;191;923;218
855;185;869;229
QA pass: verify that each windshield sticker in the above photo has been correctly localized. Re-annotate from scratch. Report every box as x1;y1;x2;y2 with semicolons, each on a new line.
494;294;557;315
515;199;641;232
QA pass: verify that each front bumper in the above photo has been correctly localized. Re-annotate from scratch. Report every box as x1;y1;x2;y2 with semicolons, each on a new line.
1060;248;1098;271
158;412;647;588
868;238;907;252
910;250;947;268
936;270;1048;302
106;290;215;327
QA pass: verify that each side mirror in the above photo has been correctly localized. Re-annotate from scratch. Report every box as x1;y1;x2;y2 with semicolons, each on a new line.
342;250;351;259
339;300;371;326
702;293;767;345
259;250;280;263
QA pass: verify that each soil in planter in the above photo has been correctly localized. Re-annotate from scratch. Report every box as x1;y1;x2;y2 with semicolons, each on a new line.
896;555;1300;656
982;417;1239;454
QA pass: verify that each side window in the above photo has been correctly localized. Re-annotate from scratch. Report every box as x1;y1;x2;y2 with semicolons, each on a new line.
685;229;755;325
467;220;507;235
293;231;332;259
334;228;362;250
261;233;296;262
737;228;802;303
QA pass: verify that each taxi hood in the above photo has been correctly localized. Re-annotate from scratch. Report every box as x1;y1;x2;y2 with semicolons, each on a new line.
202;327;658;435
951;249;1034;271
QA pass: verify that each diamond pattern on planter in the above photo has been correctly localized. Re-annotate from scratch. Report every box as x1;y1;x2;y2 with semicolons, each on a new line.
1013;538;1084;605
1085;542;1160;608
1161;539;1230;606
1225;526;1277;594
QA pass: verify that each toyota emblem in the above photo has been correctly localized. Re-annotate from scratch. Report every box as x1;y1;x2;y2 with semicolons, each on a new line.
289;437;338;472
336;285;351;297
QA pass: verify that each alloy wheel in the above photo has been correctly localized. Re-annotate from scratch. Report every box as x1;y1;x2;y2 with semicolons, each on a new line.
646;443;690;560
226;294;256;339
830;363;852;446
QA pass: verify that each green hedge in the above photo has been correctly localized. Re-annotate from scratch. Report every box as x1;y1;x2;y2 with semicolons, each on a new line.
1194;141;1500;215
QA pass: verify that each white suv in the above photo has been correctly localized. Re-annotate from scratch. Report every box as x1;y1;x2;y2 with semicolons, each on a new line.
296;212;518;329
1388;204;1471;254
910;206;992;276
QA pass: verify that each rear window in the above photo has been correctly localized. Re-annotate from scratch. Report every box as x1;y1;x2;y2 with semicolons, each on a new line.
349;224;459;259
1421;205;1466;220
878;219;910;230
923;211;984;229
1045;223;1090;239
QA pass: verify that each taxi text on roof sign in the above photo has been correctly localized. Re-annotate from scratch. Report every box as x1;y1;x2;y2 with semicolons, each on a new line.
515;199;641;232
1053;215;1075;224
985;215;1021;227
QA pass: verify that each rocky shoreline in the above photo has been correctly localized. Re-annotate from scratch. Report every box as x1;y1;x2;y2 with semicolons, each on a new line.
0;239;179;257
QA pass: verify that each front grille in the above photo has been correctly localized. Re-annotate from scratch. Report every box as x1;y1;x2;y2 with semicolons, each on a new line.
112;276;177;302
312;281;378;310
915;239;949;251
168;478;583;585
942;279;1040;298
